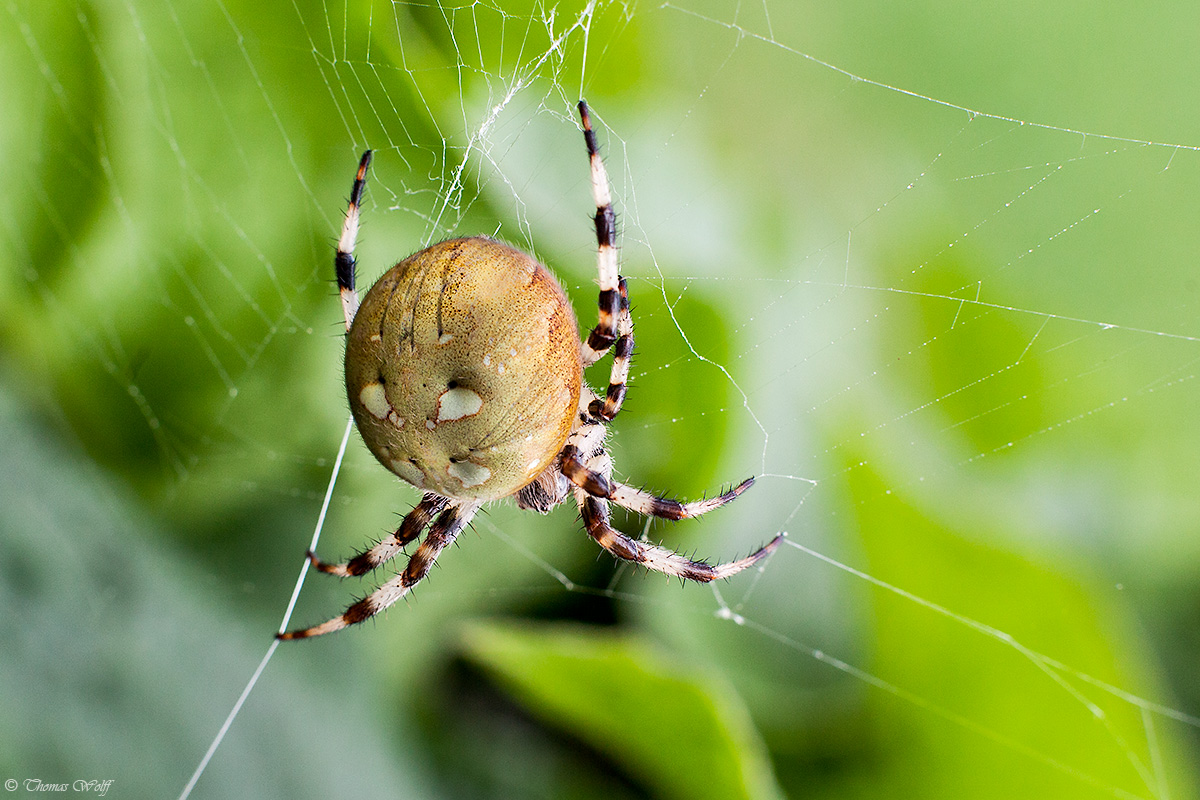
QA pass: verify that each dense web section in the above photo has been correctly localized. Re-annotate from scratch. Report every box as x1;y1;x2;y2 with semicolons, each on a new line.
6;0;1200;798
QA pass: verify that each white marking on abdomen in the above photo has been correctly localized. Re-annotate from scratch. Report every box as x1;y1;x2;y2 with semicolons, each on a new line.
448;460;490;488
437;387;483;422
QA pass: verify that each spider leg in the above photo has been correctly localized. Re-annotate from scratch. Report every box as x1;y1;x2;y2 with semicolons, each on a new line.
335;150;373;332
577;101;635;420
577;100;620;368
560;442;612;497
560;414;753;519
575;489;783;582
608;477;755;521
278;501;480;640
589;278;633;421
307;493;450;577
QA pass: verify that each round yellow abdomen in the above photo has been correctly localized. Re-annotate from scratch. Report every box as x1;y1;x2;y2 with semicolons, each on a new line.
345;236;583;502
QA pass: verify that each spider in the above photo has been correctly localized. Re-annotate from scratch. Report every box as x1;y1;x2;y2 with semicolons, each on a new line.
278;101;782;640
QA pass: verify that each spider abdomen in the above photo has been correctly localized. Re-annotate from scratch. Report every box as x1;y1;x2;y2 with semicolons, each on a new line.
345;236;583;502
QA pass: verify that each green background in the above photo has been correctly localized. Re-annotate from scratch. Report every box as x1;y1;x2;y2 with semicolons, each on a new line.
2;1;1198;798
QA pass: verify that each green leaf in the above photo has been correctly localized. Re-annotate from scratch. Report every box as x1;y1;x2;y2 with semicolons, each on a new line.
843;460;1196;800
460;621;785;800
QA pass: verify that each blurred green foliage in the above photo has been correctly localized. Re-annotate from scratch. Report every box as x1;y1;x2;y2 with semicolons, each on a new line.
461;621;784;800
3;1;1200;799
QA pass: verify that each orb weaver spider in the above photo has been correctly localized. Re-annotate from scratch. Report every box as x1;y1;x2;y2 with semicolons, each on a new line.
279;101;781;640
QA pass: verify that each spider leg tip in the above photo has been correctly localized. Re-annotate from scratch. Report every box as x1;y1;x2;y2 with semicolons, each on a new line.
578;101;597;142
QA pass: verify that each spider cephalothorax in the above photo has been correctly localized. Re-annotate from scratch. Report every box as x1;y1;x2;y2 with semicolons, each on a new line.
279;101;781;640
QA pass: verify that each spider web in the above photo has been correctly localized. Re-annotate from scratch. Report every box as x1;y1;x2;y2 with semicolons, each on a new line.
3;1;1200;798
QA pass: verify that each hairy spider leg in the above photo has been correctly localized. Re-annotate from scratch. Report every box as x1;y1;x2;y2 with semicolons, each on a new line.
307;494;450;577
560;407;773;568
279;502;480;640
576;490;783;582
578;100;619;365
611;476;755;520
592;278;632;421
335;150;373;331
560;441;754;520
577;101;635;422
